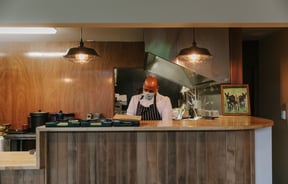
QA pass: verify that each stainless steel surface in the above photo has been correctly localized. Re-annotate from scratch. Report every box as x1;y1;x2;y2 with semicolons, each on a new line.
144;28;231;84
4;133;36;151
145;52;214;88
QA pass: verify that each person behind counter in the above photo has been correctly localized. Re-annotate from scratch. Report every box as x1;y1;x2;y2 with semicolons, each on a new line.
126;76;173;121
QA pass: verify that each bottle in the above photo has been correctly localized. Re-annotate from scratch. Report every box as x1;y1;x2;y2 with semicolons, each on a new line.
281;104;286;120
56;110;63;121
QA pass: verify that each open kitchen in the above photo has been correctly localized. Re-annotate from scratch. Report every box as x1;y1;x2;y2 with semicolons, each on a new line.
1;1;288;183
0;27;276;184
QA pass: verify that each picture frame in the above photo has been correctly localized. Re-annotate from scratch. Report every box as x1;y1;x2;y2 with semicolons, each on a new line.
221;84;250;115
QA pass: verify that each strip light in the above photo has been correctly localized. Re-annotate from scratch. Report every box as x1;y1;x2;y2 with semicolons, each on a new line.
0;53;7;57
26;52;66;58
0;27;57;34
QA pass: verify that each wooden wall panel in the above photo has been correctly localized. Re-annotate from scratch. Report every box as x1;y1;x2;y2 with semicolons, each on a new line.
229;28;243;84
0;170;45;184
0;42;144;129
43;130;255;184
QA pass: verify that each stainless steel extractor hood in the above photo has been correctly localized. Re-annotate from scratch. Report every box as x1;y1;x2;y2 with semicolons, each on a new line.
145;52;215;89
143;28;230;85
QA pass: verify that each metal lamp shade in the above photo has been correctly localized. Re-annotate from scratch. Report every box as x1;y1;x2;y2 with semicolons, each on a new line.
176;28;212;64
176;42;212;63
64;37;99;64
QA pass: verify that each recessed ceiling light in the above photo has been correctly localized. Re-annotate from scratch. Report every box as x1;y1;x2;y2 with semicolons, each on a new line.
0;27;57;34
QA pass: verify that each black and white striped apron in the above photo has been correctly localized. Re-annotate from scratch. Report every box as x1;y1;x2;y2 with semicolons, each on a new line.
136;96;161;120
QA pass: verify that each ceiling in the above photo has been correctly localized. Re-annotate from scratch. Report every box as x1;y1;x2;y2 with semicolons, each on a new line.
0;27;283;42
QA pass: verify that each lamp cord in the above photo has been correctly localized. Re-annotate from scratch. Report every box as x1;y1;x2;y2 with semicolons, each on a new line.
192;28;197;46
80;27;84;47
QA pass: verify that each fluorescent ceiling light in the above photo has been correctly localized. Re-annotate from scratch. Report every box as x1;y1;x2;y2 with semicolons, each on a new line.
0;53;7;57
0;27;57;34
26;52;65;57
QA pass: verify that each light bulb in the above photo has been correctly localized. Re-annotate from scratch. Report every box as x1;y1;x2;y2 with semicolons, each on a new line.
72;53;90;64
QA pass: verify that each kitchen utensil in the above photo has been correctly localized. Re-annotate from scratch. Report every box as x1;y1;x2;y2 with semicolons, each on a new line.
28;110;49;132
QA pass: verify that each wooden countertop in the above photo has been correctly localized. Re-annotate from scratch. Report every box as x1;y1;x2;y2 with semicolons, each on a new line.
0;151;37;170
37;115;273;132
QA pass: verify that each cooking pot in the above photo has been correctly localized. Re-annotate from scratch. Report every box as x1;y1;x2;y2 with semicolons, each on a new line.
28;111;49;132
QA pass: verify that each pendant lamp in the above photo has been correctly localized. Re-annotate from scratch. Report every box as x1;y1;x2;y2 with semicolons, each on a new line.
64;28;99;64
176;28;212;63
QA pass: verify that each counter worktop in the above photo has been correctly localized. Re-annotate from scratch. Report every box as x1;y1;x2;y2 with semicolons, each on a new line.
0;151;36;170
37;115;273;132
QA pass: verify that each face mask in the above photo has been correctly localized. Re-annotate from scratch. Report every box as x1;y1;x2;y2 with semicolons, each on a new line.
143;91;155;100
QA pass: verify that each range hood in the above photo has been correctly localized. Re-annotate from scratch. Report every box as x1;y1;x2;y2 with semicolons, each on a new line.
144;52;215;89
143;28;230;86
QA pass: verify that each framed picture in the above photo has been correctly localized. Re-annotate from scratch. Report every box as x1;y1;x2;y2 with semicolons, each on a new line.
221;84;250;115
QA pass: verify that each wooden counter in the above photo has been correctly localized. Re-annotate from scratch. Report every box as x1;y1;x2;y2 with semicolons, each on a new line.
37;116;274;132
0;152;36;170
0;116;273;184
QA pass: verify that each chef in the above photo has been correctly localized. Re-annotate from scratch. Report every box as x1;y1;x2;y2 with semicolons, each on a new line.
126;76;173;121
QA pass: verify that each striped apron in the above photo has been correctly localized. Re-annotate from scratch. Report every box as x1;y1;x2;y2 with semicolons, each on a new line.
136;96;161;120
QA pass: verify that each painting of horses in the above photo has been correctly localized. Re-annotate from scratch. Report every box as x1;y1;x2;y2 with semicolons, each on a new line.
221;84;250;115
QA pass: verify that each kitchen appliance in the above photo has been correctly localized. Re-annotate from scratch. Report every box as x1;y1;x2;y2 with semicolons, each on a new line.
0;136;3;151
145;52;215;88
28;111;49;132
86;113;101;120
50;111;75;121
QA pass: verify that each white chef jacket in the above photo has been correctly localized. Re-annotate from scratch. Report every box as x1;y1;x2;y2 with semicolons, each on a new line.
126;92;173;121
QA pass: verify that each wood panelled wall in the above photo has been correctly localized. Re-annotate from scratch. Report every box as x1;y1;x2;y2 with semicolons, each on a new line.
0;42;144;129
0;170;45;184
229;28;243;84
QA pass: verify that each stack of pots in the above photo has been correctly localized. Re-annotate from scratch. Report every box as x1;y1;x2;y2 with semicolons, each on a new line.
28;110;49;132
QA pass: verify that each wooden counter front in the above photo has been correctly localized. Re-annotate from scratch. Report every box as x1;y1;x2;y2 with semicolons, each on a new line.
0;116;273;184
34;116;272;184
